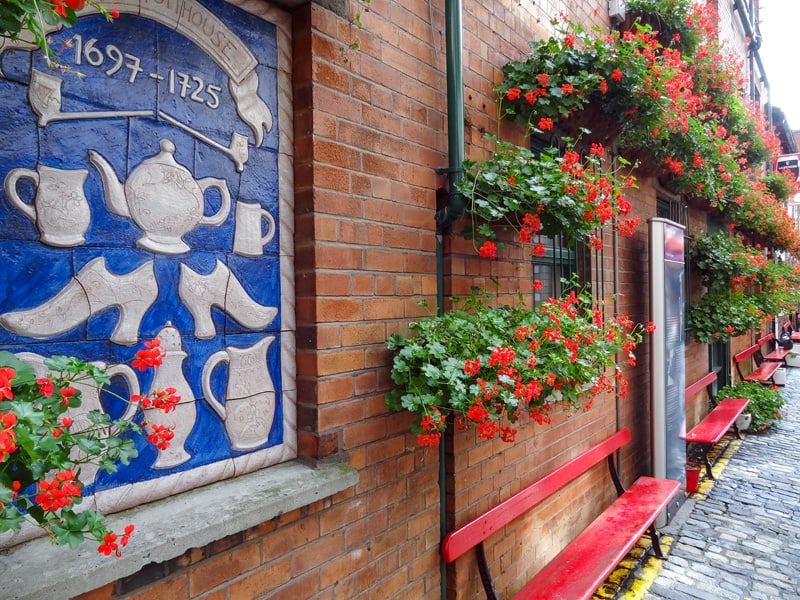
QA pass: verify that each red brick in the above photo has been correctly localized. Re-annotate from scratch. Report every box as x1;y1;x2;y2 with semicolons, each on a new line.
291;532;346;575
126;575;189;600
189;544;260;596
319;398;364;429
227;556;291;599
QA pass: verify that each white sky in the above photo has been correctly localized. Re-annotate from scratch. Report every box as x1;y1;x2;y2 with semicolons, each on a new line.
759;0;800;130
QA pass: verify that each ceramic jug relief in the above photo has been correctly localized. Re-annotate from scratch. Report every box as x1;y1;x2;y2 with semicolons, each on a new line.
4;165;91;247
88;139;232;255
201;336;276;451
146;323;196;469
14;352;140;485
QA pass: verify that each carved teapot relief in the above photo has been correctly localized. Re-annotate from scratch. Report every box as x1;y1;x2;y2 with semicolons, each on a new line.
89;139;232;255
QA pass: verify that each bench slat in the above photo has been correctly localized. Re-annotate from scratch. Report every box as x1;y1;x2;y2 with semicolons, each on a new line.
441;429;632;564
684;371;716;401
758;333;775;346
512;476;680;600
685;397;750;445
745;360;780;382
733;344;759;364
763;348;789;362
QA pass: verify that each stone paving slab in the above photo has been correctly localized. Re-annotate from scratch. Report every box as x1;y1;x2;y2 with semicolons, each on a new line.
636;367;800;600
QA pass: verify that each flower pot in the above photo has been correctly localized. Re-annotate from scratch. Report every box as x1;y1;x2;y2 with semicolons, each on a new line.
685;465;701;494
773;367;787;386
735;413;752;432
786;352;800;368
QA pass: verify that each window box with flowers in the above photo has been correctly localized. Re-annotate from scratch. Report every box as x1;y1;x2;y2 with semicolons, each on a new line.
386;285;652;446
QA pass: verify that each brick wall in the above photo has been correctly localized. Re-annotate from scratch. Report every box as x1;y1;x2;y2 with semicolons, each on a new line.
71;1;725;598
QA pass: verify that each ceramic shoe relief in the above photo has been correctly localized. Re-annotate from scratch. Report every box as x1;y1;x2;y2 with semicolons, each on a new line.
0;0;295;523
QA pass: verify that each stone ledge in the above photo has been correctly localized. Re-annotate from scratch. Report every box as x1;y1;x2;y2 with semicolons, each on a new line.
1;461;358;600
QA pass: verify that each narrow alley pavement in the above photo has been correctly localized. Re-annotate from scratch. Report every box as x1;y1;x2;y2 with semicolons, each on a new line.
639;367;800;600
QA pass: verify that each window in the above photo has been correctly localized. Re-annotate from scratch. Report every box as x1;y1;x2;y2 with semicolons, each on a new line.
531;234;585;305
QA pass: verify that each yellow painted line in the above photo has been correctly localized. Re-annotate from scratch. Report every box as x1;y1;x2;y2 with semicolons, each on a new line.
620;536;674;599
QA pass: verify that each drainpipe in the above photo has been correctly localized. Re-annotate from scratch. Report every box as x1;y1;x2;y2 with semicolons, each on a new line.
437;1;465;599
436;0;465;236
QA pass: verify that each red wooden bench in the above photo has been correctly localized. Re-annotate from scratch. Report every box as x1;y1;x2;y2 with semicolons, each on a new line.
734;343;781;384
759;332;790;364
441;429;680;600
683;371;749;481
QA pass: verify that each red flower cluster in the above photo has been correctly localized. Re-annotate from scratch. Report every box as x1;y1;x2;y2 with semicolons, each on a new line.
0;412;17;461
98;524;134;557
132;338;166;371
53;0;85;17
132;387;180;413
0;367;14;401
145;423;175;451
35;470;82;512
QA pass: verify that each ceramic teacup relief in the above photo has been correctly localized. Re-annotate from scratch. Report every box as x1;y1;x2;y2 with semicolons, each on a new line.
201;335;276;451
233;201;276;257
4;164;91;247
88;139;232;255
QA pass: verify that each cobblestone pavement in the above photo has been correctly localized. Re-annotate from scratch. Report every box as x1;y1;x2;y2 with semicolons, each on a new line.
640;366;800;600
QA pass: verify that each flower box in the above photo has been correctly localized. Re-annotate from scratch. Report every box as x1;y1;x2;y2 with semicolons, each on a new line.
786;353;800;367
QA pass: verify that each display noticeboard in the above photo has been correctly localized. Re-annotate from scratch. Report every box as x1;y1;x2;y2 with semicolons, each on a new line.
649;218;686;524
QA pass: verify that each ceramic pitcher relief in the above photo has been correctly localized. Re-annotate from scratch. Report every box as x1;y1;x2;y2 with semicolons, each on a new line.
0;0;295;522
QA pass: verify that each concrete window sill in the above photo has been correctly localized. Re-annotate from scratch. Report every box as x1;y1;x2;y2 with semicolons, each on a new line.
2;461;358;600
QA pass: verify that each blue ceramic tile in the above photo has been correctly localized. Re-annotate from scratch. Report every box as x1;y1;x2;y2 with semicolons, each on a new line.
226;254;281;333
238;145;280;211
0;242;86;344
206;0;279;68
0;47;32;85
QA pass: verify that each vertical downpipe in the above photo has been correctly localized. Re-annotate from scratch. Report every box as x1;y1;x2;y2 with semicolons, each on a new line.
438;0;465;598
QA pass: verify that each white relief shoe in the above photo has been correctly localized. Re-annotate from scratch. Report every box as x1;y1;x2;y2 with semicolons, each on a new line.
0;258;157;345
179;260;278;339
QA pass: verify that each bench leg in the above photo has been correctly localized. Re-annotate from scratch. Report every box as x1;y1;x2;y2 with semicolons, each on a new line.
476;542;500;600
700;444;714;481
648;524;666;559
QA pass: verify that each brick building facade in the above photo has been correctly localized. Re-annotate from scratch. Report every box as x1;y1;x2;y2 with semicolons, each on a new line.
1;0;783;599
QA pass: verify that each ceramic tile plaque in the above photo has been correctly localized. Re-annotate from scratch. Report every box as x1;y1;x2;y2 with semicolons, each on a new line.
0;0;296;519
